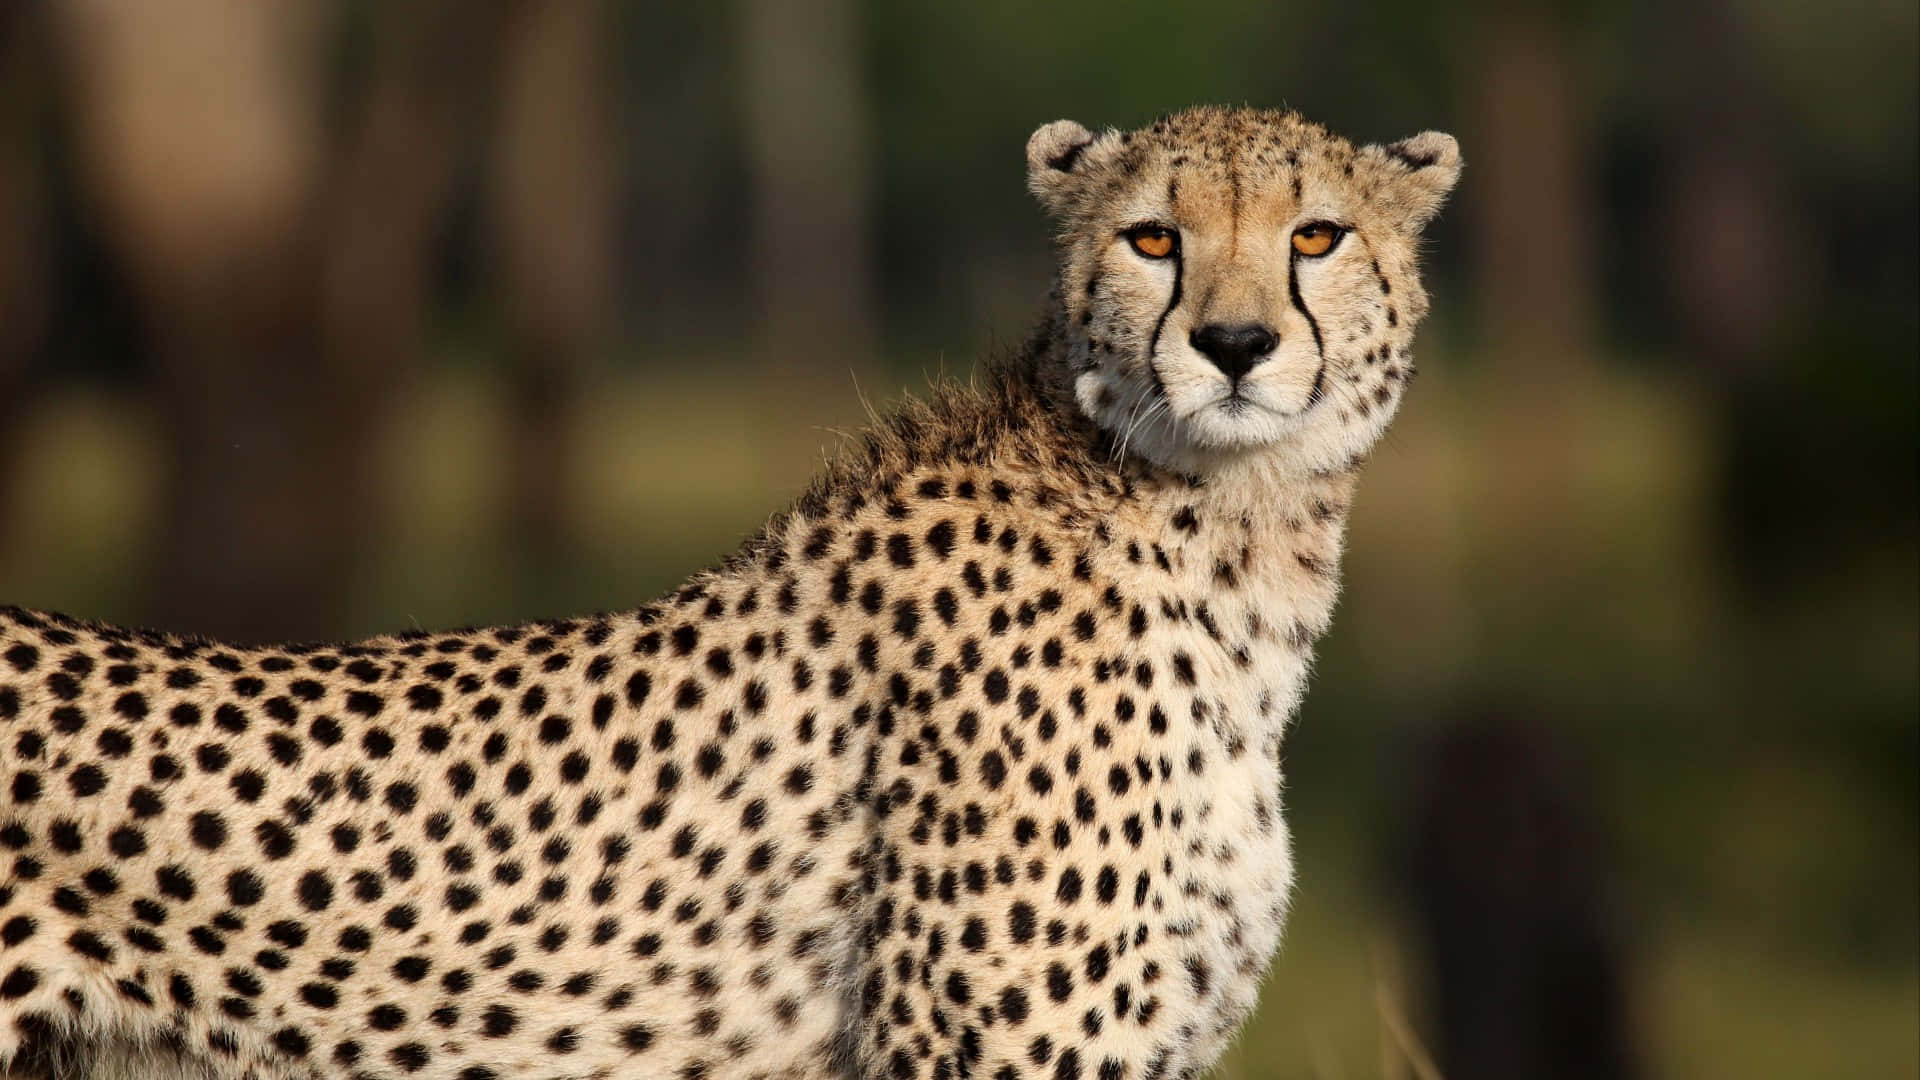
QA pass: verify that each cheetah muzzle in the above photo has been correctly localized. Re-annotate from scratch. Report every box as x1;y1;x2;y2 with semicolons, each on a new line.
0;106;1458;1080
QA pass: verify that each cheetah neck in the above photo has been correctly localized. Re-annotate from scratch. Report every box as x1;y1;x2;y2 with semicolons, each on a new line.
751;317;1362;740
1027;298;1361;636
1120;457;1358;725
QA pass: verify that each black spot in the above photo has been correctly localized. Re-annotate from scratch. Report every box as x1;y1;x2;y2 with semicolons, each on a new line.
1185;955;1212;998
385;782;419;814
482;1004;518;1037
1056;867;1084;905
254;821;295;859
1;965;40;998
130;783;167;817
10;771;40;803
887;533;916;568
298;871;334;911
272;1027;311;1057
362;728;396;758
68;764;107;797
1046;961;1074;1002
925;520;957;560
892;600;921;640
266;733;302;767
980;751;1007;789
67;929;112;961
1009;902;1036;944
983;669;1009;703
156;865;196;900
230;769;267;802
97;726;135;756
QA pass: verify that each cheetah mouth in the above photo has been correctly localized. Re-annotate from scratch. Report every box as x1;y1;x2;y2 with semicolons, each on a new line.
1196;358;1329;425
1205;382;1322;422
1206;399;1311;430
1243;359;1328;417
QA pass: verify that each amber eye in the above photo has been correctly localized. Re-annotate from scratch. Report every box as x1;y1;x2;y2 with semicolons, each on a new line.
1125;226;1178;259
1291;222;1344;257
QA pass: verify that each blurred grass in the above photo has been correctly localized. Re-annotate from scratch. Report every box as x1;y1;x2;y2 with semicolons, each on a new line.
0;387;159;617
1646;929;1919;1080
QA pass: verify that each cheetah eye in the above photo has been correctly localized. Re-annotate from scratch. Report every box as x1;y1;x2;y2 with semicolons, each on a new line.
1123;225;1178;260
1290;222;1345;257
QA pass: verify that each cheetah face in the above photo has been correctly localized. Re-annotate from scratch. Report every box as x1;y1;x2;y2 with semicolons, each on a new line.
1028;107;1460;476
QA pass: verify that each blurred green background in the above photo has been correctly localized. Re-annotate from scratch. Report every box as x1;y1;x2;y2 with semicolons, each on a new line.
0;1;1913;1077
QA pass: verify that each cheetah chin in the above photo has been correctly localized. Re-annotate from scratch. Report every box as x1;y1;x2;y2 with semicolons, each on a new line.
0;105;1456;1080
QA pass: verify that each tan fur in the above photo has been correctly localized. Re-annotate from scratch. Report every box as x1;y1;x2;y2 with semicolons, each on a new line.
0;106;1455;1079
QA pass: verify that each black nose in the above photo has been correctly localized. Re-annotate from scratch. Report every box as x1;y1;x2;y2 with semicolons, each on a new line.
1188;323;1278;381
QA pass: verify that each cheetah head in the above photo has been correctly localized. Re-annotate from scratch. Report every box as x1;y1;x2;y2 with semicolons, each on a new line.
1028;106;1460;476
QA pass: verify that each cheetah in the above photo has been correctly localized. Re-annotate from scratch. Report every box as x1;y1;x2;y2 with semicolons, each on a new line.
0;106;1459;1079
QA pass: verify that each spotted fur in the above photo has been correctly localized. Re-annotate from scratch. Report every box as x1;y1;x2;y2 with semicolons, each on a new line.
0;106;1457;1079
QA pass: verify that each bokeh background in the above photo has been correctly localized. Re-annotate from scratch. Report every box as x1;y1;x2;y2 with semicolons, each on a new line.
0;2;1914;1076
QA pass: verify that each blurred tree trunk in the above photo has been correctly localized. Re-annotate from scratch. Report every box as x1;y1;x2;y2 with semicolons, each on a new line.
48;0;510;643
1652;1;1787;380
1463;8;1598;619
735;0;878;484
488;0;612;599
1402;715;1638;1080
319;0;512;429
1646;0;1804;603
1467;11;1597;375
1395;15;1643;1080
314;0;512;627
50;0;340;644
0;0;48;559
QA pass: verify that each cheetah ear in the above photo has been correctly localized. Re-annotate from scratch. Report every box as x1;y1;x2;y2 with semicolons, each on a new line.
1027;119;1106;216
1360;131;1462;233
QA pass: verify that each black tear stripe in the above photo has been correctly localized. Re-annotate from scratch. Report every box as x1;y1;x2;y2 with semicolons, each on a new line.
1305;357;1328;408
1289;251;1329;409
1144;252;1183;405
1286;253;1324;360
1141;178;1183;404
